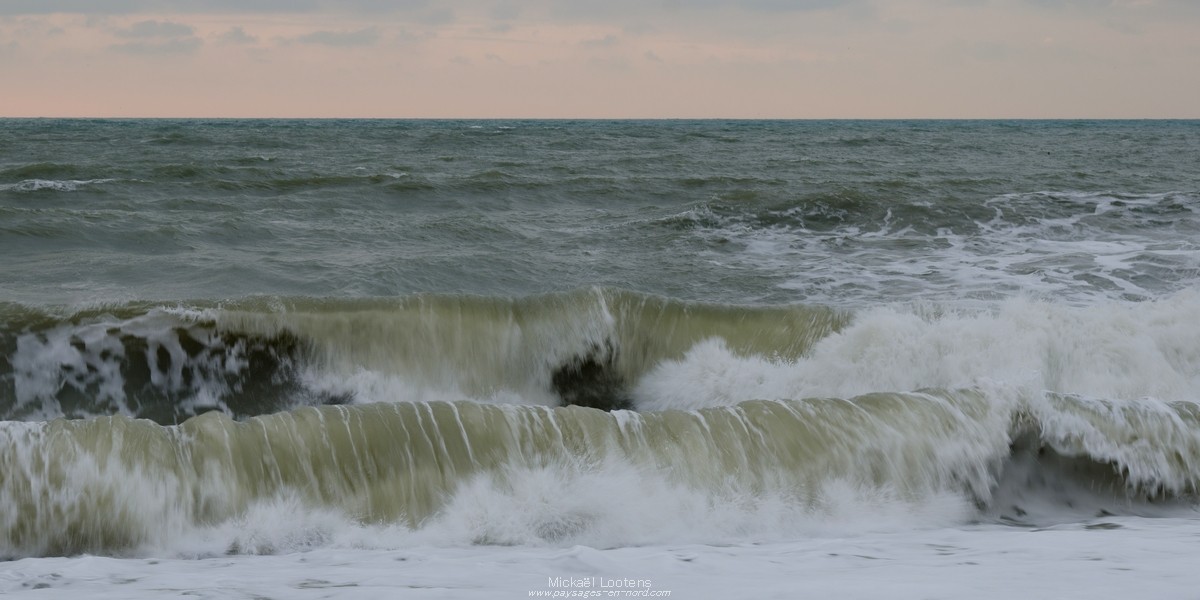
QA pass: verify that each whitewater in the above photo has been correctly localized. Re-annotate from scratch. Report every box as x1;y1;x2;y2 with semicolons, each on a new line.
2;119;1199;599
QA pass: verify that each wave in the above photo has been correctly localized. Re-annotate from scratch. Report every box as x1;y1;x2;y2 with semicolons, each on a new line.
0;290;847;422
0;162;117;181
5;289;1200;423
679;190;1200;304
0;178;120;193
4;288;1200;557
1;389;1197;558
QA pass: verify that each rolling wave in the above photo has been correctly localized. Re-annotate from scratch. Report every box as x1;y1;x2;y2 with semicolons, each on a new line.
5;288;1200;422
0;290;847;421
1;390;1196;558
3;288;1199;557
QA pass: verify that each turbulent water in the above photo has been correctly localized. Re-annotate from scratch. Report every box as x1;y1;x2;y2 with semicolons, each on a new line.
2;120;1199;590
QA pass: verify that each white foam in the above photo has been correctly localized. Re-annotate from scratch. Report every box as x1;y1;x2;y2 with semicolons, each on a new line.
634;291;1200;411
0;179;118;192
69;454;972;560
412;461;971;549
11;322;131;419
300;368;557;407
3;516;1199;599
686;191;1200;305
8;309;270;420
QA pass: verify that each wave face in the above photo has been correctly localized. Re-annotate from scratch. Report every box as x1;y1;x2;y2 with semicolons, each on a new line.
1;391;1197;558
0;291;846;422
1;290;1199;557
5;289;1199;423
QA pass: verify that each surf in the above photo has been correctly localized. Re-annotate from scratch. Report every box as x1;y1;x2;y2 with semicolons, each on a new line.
0;290;847;421
2;388;1198;558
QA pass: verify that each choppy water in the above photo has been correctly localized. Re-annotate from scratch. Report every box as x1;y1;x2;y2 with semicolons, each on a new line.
3;119;1197;305
2;120;1200;574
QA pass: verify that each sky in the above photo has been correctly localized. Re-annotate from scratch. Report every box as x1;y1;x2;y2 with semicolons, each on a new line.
0;0;1197;118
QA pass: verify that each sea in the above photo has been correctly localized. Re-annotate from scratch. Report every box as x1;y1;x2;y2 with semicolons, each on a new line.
1;119;1199;599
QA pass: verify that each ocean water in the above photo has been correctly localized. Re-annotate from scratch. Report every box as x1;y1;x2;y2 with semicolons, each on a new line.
2;119;1199;598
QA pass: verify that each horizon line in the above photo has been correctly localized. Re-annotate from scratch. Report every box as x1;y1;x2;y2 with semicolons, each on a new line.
4;116;1199;121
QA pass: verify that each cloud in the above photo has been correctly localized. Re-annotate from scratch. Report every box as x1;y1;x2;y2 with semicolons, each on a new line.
0;0;875;19
216;26;257;44
110;37;202;54
551;0;868;19
490;3;520;21
416;7;455;25
107;18;201;54
394;28;431;44
0;0;433;15
1020;0;1200;17
0;0;137;13
947;40;1015;63
581;34;620;48
115;19;194;38
295;27;379;47
693;0;863;12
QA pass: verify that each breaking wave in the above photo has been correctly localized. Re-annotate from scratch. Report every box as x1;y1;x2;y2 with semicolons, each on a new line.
0;290;846;421
3;287;1199;557
1;390;1197;558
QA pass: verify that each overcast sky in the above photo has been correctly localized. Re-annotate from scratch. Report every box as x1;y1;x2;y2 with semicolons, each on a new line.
1;0;1197;117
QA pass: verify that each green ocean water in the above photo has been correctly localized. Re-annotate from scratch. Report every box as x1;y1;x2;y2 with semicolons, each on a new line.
2;120;1200;559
